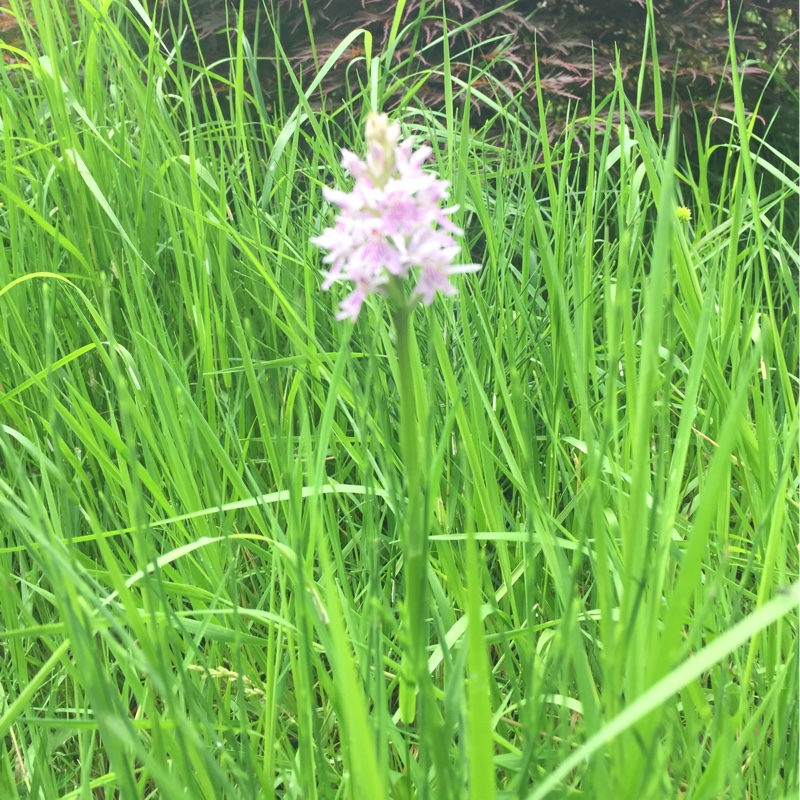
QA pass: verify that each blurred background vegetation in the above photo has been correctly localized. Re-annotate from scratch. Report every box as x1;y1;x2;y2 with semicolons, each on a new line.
157;0;796;147
6;0;798;137
2;1;796;154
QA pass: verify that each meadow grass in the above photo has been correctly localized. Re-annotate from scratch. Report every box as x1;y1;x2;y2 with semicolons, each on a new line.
0;1;797;798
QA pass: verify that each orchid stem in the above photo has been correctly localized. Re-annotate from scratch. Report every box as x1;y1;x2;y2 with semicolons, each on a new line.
393;296;427;724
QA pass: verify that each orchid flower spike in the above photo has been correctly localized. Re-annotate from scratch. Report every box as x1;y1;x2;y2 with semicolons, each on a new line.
312;112;481;321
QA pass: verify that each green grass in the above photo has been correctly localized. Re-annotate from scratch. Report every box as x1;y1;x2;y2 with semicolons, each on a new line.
0;1;797;798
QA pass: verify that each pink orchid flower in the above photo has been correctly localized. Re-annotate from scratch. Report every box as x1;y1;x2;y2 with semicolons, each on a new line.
313;113;481;321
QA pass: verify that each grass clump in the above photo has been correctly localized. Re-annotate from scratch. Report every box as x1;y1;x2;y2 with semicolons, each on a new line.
0;1;797;798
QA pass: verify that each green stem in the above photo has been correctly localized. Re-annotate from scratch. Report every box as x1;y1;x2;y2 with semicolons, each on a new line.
393;293;427;723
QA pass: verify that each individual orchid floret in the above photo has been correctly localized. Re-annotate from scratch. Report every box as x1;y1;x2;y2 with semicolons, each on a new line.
312;112;481;320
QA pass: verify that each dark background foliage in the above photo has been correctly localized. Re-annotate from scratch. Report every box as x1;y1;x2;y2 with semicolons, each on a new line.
147;0;797;147
0;0;796;151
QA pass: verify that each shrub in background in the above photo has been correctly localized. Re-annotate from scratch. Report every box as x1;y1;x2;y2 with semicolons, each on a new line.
148;0;797;146
2;1;794;147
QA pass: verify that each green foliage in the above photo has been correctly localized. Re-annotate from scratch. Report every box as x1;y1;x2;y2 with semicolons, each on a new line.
0;1;797;798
